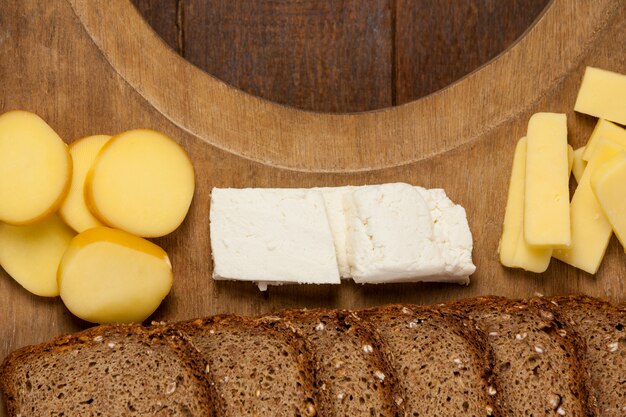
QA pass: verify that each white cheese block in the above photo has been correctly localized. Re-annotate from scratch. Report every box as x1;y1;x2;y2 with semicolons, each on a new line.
316;186;354;278
415;187;475;281
345;183;450;283
210;188;341;287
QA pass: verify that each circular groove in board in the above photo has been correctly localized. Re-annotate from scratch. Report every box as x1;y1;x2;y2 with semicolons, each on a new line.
68;0;623;172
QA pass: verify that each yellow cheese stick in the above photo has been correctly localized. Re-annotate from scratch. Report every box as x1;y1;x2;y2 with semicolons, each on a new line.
525;113;570;248
591;151;626;251
553;139;624;274
575;67;626;126
581;119;626;162
568;144;574;174
572;146;587;183
499;138;552;272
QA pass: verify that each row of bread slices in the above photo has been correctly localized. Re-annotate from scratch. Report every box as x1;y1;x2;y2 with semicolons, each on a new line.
209;182;476;290
1;295;624;416
0;110;195;323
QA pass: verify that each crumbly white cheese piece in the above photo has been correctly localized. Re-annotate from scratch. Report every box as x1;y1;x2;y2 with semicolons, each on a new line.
316;186;354;278
415;187;475;281
210;188;341;288
210;184;475;288
345;183;447;283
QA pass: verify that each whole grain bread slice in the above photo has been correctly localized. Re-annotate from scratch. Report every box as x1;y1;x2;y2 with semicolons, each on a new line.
450;296;596;417
357;304;499;417
271;308;403;417
544;295;626;417
177;315;320;417
0;325;216;417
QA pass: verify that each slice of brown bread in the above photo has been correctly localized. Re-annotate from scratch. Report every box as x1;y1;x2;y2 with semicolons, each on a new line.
357;304;499;417
177;315;320;417
450;296;596;417
0;325;215;417
271;308;403;417
545;295;626;417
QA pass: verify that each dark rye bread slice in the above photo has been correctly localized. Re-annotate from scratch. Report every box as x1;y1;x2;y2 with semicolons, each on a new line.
0;325;215;417
357;304;499;417
270;309;403;417
450;296;596;417
544;295;626;416
177;315;320;417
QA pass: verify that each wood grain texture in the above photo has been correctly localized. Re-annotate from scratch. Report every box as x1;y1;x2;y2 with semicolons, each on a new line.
0;2;625;415
183;0;393;112
395;0;550;102
131;0;549;110
132;0;183;55
131;0;181;53
66;0;623;173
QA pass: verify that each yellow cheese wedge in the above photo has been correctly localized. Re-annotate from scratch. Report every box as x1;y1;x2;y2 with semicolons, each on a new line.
590;151;626;251
581;119;626;162
567;144;574;173
59;135;111;233
499;138;552;272
524;113;570;248
572;146;587;183
553;139;624;274
575;67;626;125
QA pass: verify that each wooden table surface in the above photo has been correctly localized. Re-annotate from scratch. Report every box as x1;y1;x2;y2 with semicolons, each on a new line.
0;2;625;415
131;0;550;112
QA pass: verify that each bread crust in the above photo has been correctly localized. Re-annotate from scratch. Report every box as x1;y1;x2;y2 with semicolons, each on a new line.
0;324;216;417
543;295;625;417
177;314;321;417
357;304;502;417
269;308;405;417
449;296;597;417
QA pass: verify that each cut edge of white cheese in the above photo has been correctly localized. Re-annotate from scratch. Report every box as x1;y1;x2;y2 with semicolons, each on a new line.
210;188;341;288
316;186;354;278
345;183;471;284
415;187;476;280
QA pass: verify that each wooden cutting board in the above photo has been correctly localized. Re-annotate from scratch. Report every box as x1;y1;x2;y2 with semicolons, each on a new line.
0;1;625;410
